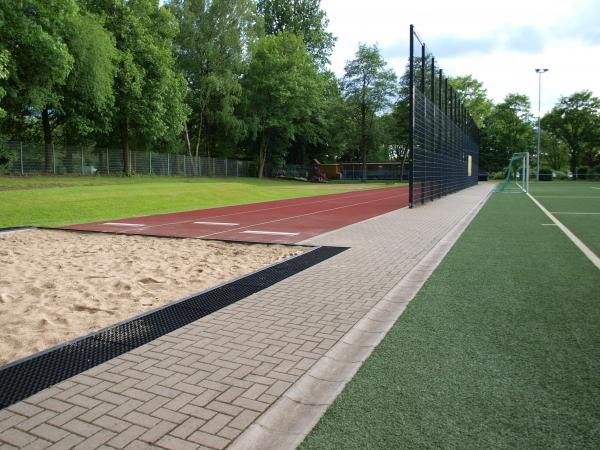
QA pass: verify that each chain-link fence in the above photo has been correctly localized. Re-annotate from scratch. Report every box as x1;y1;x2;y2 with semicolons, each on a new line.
0;141;256;177
408;25;480;208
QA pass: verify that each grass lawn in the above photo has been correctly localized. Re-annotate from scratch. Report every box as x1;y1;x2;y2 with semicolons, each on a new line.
0;176;392;228
530;181;600;256
300;193;600;449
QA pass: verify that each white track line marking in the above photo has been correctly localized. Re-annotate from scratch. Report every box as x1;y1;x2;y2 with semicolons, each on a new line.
241;230;299;236
550;212;600;215
591;187;600;190
103;222;145;227
541;223;557;226
528;193;600;270
119;187;403;231
193;221;240;226
198;191;406;239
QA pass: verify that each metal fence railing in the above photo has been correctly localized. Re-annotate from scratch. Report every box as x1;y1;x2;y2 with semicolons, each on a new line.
0;141;256;177
408;25;480;207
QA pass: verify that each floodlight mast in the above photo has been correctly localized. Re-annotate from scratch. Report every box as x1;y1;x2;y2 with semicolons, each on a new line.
535;68;549;182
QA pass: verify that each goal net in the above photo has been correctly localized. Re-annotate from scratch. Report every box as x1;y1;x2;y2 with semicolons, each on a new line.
495;152;530;193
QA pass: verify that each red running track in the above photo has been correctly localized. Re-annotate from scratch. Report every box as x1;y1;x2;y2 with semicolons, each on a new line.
63;186;408;244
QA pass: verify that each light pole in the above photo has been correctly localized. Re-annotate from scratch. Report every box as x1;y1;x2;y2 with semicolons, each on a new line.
535;68;548;182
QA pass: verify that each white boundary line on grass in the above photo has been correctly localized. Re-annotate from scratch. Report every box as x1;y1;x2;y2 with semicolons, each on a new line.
527;192;600;270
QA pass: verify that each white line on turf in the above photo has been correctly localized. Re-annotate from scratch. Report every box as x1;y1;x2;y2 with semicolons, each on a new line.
550;212;600;215
102;223;145;227
241;230;299;236
541;223;557;226
527;193;600;270
193;221;240;226
535;196;600;199
591;187;600;190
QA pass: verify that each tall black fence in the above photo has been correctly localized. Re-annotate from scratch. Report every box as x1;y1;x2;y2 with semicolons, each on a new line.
408;25;480;208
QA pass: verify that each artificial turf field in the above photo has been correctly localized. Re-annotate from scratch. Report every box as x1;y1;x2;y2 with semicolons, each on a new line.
301;188;600;449
0;176;396;228
530;181;600;256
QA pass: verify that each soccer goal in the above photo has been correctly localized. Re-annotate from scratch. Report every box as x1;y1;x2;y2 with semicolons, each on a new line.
495;152;530;193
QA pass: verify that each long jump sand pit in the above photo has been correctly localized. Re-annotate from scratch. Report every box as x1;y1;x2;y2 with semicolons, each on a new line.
0;229;305;366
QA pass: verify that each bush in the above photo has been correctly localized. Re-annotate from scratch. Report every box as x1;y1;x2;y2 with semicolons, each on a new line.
491;170;506;180
589;165;600;181
551;170;568;180
0;144;15;174
539;166;553;181
576;166;590;180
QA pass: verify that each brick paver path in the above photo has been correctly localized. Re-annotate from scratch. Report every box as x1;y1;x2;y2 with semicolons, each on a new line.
0;184;493;450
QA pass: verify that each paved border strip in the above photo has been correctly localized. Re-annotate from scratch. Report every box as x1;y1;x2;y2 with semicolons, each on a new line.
0;246;347;410
527;192;600;270
230;187;494;449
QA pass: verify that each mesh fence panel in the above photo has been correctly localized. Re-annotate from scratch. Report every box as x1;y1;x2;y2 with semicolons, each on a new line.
0;141;256;178
409;25;480;207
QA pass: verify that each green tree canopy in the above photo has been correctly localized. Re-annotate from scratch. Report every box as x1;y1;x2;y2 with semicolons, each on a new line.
241;32;324;177
449;75;493;128
170;0;259;165
257;0;335;67
0;0;78;171
0;50;9;119
60;11;117;145
86;0;188;172
542;90;600;174
342;43;397;179
480;93;535;172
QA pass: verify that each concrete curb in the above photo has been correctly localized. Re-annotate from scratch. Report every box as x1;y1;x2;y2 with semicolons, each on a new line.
229;185;495;450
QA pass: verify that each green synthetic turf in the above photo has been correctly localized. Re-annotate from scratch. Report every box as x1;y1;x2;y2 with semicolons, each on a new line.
0;176;387;228
301;193;600;449
531;181;600;256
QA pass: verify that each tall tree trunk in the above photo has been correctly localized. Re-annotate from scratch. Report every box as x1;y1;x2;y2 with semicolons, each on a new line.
194;109;204;176
42;107;53;174
360;105;367;182
570;148;578;179
120;117;129;174
184;124;192;157
64;131;74;174
258;133;268;179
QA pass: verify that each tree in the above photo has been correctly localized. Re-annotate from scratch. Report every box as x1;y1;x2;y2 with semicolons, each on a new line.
170;0;259;168
542;91;600;175
342;43;397;180
0;0;77;172
448;75;493;128
86;0;188;173
479;93;535;172
540;130;568;171
257;0;335;67
0;50;8;119
241;33;324;178
60;11;117;147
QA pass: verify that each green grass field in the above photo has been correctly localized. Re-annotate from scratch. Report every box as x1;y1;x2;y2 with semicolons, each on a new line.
301;192;600;449
530;181;600;256
0;176;392;228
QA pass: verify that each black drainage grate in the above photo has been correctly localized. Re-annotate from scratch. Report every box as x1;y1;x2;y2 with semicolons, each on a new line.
0;246;347;410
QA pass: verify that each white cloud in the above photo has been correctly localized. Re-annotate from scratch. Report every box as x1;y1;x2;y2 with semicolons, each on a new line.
321;0;600;114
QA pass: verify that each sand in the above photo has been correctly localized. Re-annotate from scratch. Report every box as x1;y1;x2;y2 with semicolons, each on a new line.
0;229;305;366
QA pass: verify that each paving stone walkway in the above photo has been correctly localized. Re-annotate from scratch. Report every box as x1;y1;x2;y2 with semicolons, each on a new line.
0;184;494;450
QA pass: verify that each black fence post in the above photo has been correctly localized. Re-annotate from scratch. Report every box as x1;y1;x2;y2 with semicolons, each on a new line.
408;25;415;208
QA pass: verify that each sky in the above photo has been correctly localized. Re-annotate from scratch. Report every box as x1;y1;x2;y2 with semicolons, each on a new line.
321;0;600;115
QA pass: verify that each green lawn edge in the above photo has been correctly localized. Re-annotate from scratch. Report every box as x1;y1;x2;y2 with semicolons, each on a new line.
0;176;398;228
300;193;600;449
